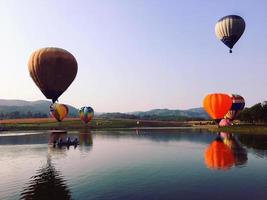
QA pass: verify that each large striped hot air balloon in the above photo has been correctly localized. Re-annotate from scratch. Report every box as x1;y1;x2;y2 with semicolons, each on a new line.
50;103;69;122
79;107;94;124
28;47;78;103
224;94;245;121
215;15;246;53
203;93;232;123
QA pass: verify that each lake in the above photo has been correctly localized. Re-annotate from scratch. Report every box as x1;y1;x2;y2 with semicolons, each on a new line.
0;129;267;200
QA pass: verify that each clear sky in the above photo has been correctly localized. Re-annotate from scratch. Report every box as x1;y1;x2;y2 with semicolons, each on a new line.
0;0;267;112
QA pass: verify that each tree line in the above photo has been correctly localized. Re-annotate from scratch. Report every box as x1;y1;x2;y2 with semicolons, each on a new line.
237;101;267;123
0;111;48;119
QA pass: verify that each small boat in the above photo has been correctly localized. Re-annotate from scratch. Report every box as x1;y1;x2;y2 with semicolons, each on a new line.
56;137;79;147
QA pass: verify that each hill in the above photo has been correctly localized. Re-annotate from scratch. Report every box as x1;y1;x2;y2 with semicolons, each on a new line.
0;99;209;121
0;99;79;119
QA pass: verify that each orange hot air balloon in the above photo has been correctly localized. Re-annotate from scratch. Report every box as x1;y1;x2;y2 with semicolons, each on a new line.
50;103;69;122
204;139;235;170
28;47;78;103
203;93;232;123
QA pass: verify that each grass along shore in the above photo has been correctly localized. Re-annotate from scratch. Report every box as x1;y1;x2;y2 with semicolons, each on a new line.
0;117;267;134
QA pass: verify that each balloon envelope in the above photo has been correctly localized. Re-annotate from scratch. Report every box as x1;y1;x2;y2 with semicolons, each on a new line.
50;103;69;122
225;94;245;120
79;107;94;124
203;93;232;123
215;15;245;52
28;47;78;103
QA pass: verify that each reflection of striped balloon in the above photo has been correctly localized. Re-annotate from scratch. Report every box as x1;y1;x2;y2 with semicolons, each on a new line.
215;15;245;53
225;94;245;121
79;133;93;146
50;103;69;122
79;107;94;124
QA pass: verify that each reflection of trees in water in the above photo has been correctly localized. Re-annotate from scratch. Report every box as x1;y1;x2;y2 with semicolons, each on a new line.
20;156;71;200
0;133;49;145
237;134;267;159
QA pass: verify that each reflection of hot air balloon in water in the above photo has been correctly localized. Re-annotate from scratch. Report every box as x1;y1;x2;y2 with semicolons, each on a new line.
28;47;78;103
219;132;248;167
203;93;232;124
215;15;246;53
20;155;71;199
79;107;94;124
204;136;235;170
79;133;93;146
79;129;93;152
50;103;69;122
224;94;245;121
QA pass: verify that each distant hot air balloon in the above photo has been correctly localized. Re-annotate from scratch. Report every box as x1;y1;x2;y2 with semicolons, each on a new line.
50;103;69;122
79;107;94;124
224;94;245;121
204;137;235;170
203;93;232;123
28;47;78;103
215;15;246;53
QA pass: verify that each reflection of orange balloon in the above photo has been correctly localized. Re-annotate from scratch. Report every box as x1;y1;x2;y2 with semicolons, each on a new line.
203;93;232;123
28;47;78;103
50;103;69;122
205;140;235;170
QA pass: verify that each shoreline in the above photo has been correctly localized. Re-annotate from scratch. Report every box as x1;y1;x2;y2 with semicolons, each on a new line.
1;118;267;134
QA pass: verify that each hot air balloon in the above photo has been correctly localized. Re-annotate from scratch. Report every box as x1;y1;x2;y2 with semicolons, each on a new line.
204;137;235;170
215;15;246;53
219;119;232;127
224;94;245;121
79;107;94;124
50;103;69;122
203;93;232;123
28;47;78;103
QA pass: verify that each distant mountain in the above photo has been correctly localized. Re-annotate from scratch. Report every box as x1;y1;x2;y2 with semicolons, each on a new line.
0;99;79;119
0;99;209;121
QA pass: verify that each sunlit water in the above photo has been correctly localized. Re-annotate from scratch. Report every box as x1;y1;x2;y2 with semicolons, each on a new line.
0;129;267;200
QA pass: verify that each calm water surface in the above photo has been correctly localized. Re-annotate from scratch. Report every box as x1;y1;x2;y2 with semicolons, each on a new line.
0;129;267;200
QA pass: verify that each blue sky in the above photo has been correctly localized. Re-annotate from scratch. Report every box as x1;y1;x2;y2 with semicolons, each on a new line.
0;0;267;112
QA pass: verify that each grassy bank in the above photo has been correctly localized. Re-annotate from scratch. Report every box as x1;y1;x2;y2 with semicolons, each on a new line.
0;117;193;131
1;118;267;134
